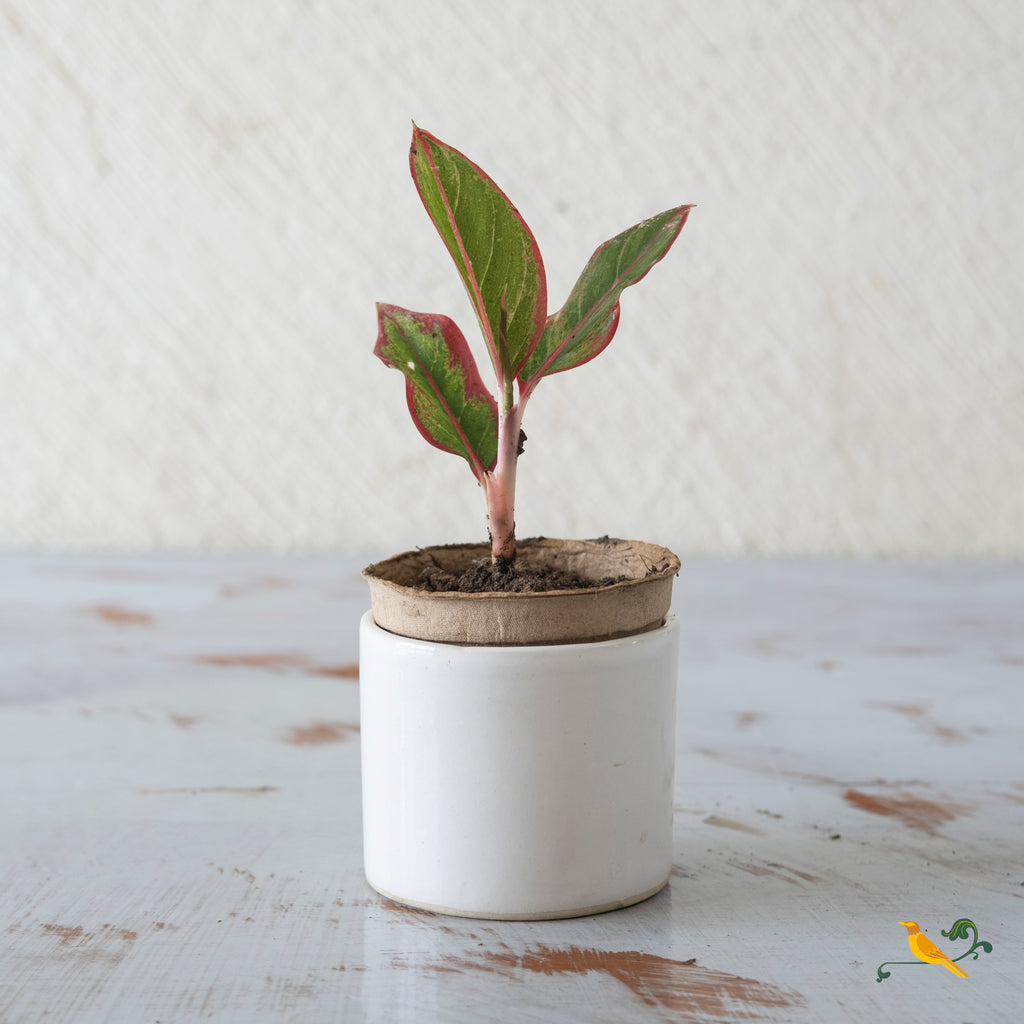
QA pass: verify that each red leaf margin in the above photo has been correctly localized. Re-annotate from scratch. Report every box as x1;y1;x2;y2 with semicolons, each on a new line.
410;124;548;383
374;303;499;479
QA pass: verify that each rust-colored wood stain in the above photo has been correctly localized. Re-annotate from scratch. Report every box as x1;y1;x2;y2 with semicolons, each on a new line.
843;789;969;835
194;653;358;679
414;945;805;1020
284;721;359;745
90;605;154;626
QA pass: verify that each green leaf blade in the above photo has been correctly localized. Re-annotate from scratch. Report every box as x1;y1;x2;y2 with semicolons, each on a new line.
409;126;547;382
520;204;693;384
374;304;499;477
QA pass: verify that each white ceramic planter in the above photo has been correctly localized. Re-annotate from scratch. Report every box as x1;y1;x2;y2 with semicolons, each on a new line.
359;611;679;920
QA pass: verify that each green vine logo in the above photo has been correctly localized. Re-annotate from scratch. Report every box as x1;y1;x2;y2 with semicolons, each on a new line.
877;919;993;982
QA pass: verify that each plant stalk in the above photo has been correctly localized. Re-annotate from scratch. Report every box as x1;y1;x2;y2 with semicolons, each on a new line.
483;403;524;563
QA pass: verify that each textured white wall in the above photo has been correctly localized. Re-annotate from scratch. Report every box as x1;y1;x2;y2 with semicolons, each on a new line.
3;0;1022;556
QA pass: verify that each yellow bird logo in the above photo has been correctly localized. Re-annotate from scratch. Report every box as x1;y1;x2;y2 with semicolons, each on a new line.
877;918;991;981
899;921;968;977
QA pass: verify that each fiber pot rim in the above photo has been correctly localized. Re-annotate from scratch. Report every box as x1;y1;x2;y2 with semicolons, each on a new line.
362;536;680;646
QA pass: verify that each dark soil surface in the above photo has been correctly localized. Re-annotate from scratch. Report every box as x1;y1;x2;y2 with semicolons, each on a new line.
416;557;628;594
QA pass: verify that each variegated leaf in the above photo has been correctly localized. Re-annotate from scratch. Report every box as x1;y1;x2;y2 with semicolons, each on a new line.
374;304;498;477
519;205;693;385
409;125;547;385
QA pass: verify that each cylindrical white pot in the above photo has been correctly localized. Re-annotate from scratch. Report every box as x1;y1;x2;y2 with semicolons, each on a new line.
359;611;679;920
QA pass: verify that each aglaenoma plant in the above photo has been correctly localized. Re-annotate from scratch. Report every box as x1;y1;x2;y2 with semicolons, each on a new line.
375;125;691;566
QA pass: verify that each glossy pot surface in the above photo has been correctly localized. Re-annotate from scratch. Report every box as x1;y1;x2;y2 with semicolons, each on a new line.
359;611;680;919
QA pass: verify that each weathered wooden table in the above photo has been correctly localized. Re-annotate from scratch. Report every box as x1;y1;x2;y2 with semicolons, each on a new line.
1;554;1020;1022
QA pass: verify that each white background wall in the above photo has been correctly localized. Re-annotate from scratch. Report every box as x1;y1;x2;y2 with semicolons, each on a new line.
3;0;1022;557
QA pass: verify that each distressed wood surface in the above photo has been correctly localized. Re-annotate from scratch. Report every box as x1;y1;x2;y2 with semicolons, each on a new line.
1;554;1021;1022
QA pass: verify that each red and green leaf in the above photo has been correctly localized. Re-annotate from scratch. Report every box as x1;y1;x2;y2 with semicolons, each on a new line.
374;304;498;478
519;204;693;386
409;125;547;387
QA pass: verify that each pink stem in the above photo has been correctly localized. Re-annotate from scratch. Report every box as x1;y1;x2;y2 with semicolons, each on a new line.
482;404;524;563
